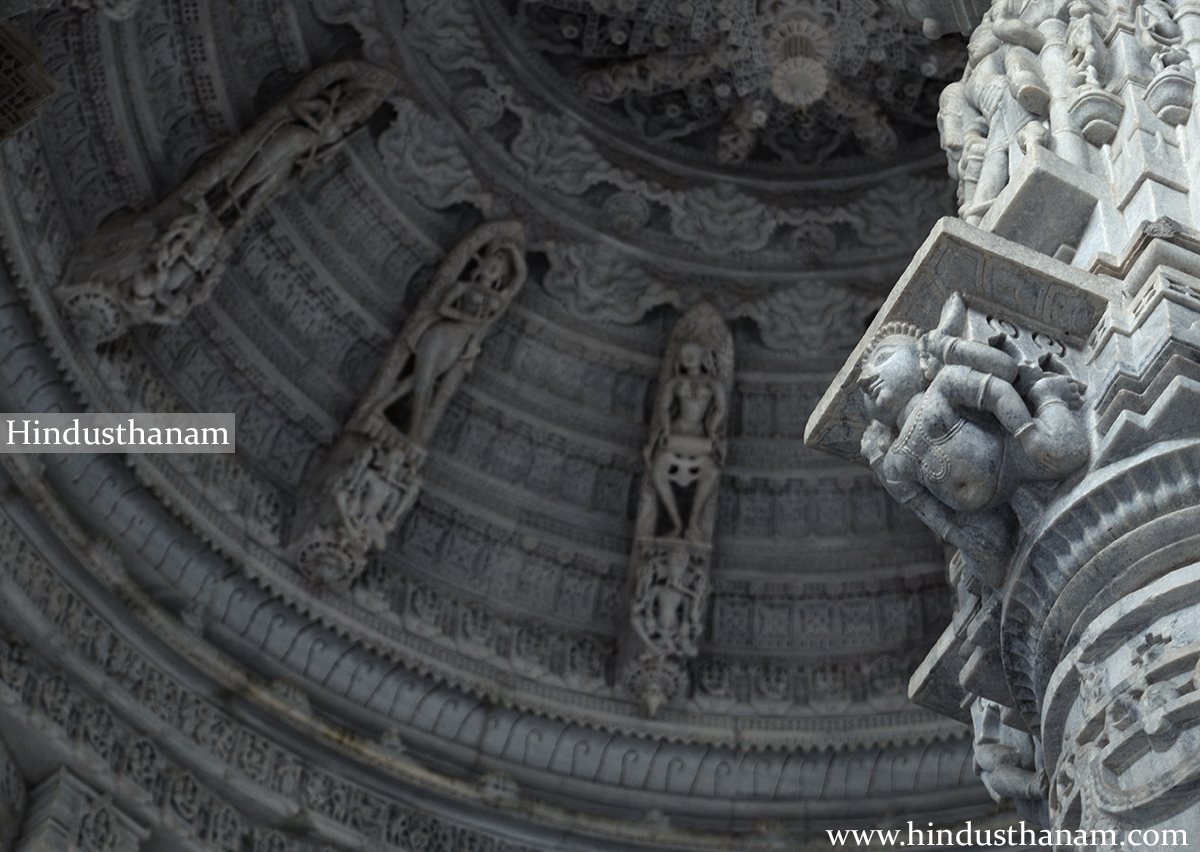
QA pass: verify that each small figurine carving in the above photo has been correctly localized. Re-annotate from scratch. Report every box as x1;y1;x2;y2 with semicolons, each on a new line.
858;293;1088;585
334;443;422;553
972;698;1048;805
955;0;1050;222
1066;0;1107;87
623;303;732;714
57;60;396;344
630;547;709;659
296;441;423;588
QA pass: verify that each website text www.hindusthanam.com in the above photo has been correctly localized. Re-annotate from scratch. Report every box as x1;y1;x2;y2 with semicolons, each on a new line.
0;414;235;453
826;822;1187;848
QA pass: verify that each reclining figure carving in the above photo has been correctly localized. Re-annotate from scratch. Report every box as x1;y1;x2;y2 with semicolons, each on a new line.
858;293;1089;586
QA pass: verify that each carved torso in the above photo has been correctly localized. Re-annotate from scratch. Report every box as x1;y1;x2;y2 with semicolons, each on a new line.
882;384;1008;513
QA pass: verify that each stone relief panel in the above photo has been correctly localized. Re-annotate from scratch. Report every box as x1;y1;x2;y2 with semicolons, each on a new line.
292;220;527;587
55;59;395;343
621;303;732;714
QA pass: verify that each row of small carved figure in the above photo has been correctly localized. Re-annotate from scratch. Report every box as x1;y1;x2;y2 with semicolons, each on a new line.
939;0;1196;223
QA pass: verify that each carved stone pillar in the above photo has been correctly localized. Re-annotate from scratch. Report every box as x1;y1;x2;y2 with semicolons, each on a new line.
620;302;732;715
13;769;146;852
806;0;1200;835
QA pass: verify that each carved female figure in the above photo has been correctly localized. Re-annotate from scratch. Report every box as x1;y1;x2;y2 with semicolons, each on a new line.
346;220;528;447
381;244;518;439
649;340;728;541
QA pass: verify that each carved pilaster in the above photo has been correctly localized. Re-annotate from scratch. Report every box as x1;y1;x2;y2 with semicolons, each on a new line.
13;770;146;852
0;735;25;852
292;221;527;588
54;60;395;344
621;303;732;715
0;21;55;140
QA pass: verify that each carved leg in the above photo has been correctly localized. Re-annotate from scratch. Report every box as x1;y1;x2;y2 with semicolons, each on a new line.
651;455;684;538
685;463;719;542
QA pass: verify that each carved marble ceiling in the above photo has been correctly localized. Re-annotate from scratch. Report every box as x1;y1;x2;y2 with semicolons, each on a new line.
0;1;1003;851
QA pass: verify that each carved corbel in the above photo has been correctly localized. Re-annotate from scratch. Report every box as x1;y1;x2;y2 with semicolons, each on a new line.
620;302;732;715
292;221;526;588
54;60;396;345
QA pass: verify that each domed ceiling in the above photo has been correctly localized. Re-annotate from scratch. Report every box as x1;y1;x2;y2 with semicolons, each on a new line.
0;1;1010;850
